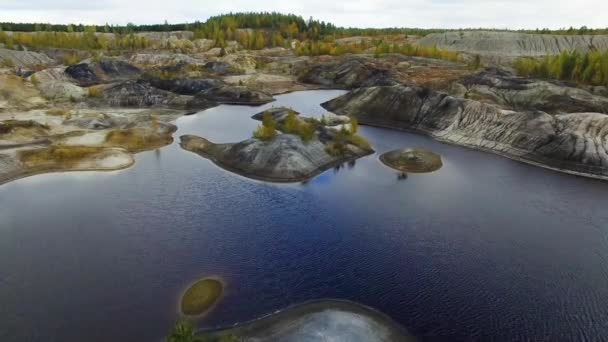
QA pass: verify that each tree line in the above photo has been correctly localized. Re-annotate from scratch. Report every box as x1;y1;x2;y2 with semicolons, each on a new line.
0;28;150;50
513;50;608;86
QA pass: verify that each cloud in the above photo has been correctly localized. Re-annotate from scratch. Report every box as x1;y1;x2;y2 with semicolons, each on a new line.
0;0;606;29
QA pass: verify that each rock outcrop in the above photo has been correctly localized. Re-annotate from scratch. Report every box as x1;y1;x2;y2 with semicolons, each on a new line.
323;85;608;179
98;81;192;108
192;84;274;106
129;53;206;70
418;31;608;63
65;59;141;86
459;69;608;114
147;78;224;95
0;48;54;67
180;132;371;182
299;57;397;89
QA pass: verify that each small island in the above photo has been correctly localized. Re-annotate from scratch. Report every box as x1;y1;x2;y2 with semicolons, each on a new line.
180;107;374;182
380;148;443;173
180;278;224;316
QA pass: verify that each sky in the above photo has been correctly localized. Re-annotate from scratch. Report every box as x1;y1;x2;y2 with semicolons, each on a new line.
1;0;607;29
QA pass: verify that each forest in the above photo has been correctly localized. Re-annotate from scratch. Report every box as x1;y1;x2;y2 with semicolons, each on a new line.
1;12;606;36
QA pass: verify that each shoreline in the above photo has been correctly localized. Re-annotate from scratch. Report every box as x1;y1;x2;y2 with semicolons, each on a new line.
196;298;415;340
350;119;608;182
0;157;136;187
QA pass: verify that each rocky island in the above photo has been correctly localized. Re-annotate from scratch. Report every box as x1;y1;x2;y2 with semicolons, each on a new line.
381;148;443;173
194;299;417;342
180;107;373;182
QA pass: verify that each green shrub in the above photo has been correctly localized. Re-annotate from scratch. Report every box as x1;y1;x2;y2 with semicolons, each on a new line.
252;113;277;141
349;118;359;134
62;53;80;66
30;75;40;86
280;112;315;142
166;321;202;342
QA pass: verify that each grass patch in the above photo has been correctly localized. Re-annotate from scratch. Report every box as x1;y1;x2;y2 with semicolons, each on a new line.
46;108;70;117
180;278;223;316
105;128;171;151
0;120;49;134
88;85;103;97
18;146;106;167
62;53;81;66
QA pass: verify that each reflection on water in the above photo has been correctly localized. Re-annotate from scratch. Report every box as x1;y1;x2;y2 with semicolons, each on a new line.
1;90;608;341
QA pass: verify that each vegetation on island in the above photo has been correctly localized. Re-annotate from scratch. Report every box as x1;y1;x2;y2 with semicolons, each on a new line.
280;112;315;141
380;148;443;173
325;122;371;157
252;113;278;141
166;321;239;342
180;278;223;316
18;146;112;167
513;50;608;86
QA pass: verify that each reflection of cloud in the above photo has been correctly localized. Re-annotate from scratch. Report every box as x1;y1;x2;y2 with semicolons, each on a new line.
1;0;606;29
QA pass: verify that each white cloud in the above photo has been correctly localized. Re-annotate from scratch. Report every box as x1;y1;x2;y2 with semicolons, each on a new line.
0;0;606;29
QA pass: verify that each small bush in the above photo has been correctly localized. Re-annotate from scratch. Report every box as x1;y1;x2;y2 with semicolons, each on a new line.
252;113;277;141
280;112;315;142
346;134;371;150
165;321;201;342
62;53;80;66
325;126;371;156
30;75;40;86
349;118;359;134
88;85;103;98
325;141;346;157
469;55;482;70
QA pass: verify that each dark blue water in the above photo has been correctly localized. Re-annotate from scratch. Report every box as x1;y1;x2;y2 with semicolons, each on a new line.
1;90;608;341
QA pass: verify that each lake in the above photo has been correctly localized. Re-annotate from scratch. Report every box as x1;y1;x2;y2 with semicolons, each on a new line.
1;90;608;341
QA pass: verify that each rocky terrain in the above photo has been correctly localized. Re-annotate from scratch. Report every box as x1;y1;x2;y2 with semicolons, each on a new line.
418;31;608;63
323;82;608;179
2;28;608;184
0;46;284;184
454;68;608;114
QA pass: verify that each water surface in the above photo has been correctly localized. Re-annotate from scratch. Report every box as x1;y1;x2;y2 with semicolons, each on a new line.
1;90;608;341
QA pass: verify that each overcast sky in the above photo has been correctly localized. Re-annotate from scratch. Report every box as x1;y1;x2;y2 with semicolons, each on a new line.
1;0;606;29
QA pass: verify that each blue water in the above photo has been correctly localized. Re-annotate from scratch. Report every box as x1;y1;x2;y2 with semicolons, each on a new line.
1;90;608;341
